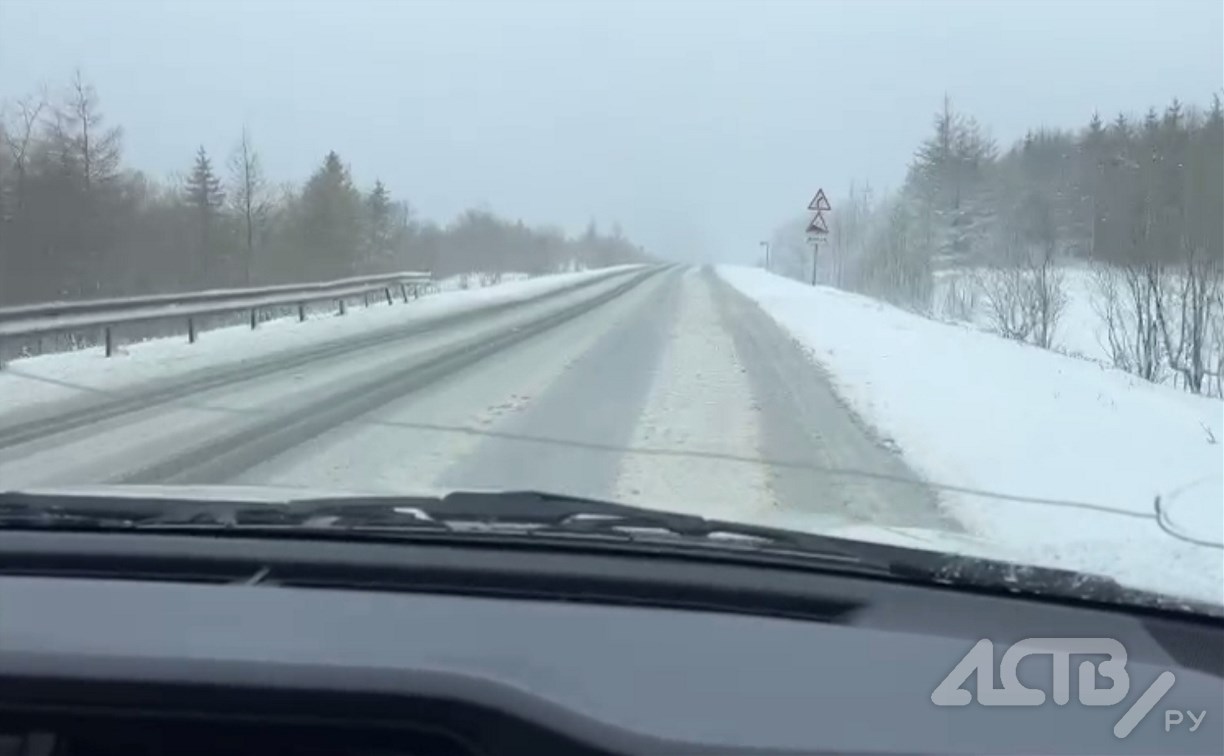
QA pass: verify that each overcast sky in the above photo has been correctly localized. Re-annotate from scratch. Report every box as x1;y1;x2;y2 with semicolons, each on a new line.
2;0;1221;263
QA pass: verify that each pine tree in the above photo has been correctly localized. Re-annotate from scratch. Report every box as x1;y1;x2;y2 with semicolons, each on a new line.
907;96;997;263
185;147;224;217
294;151;362;277
183;146;226;282
364;179;392;266
1078;111;1108;256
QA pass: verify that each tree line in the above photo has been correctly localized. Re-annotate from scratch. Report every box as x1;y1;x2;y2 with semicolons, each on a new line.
0;71;649;306
771;94;1224;396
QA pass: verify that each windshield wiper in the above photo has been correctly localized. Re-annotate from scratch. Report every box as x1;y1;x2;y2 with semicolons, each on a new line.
2;489;1218;617
0;489;846;543
0;489;890;570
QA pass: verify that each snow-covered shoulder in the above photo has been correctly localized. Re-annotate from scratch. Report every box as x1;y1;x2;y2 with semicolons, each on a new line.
717;265;1223;607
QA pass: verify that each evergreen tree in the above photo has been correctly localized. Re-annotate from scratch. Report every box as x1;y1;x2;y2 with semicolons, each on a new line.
363;179;392;267
294;151;362;278
907;96;996;264
183;146;226;267
185;146;224;220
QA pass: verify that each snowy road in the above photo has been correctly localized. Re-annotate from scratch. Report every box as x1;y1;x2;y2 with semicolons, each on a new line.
0;266;952;531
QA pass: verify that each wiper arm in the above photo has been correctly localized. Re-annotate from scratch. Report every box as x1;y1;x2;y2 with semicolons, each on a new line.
0;489;1119;580
0;500;137;529
0;488;878;563
4;489;1215;615
0;491;449;530
254;490;899;572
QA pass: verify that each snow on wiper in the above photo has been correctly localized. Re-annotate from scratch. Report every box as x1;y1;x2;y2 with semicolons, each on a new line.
0;488;889;569
0;500;137;529
303;490;882;553
0;490;446;530
4;488;1215;616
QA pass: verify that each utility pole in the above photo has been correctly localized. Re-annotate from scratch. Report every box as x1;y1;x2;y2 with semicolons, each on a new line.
805;189;831;286
759;240;771;270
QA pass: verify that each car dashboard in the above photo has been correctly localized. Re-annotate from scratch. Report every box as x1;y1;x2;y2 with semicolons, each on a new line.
0;529;1221;755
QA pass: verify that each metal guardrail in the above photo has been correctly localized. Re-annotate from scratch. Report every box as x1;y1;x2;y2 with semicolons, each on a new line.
0;271;432;362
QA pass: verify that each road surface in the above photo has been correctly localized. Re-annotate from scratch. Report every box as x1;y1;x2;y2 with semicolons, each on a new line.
0;266;954;532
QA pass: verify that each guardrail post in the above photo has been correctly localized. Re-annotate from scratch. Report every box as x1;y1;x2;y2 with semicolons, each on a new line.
362;291;370;308
412;284;420;300
400;283;409;303
105;327;115;357
298;303;307;322
338;299;347;316
384;287;394;305
187;317;197;344
250;308;258;330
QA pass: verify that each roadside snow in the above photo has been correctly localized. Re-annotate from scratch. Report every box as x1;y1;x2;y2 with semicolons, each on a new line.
431;271;533;293
718;265;1224;606
0;266;641;419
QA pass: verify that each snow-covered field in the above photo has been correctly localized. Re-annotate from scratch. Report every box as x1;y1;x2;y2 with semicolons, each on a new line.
719;265;1224;606
0;266;641;419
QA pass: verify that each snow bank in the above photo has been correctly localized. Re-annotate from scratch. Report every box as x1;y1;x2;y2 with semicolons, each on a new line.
718;265;1223;606
431;271;533;293
0;266;642;419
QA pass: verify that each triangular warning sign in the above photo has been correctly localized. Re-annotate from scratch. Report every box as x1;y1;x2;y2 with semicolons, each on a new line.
807;189;832;212
806;212;829;235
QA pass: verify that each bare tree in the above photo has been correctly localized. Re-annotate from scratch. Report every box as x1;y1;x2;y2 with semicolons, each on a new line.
2;91;47;212
1151;249;1222;394
938;270;979;321
1091;262;1166;382
1028;212;1067;350
976;268;1035;342
857;199;932;312
1210;282;1224;398
975;227;1065;348
228;127;269;284
63;69;121;192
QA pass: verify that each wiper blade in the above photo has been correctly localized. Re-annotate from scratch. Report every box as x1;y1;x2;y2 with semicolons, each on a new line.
0;489;878;564
0;491;448;531
5;489;1214;616
0;500;137;529
295;489;874;558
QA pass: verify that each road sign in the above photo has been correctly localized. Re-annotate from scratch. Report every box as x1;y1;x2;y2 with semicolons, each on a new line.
804;187;831;285
807;189;832;212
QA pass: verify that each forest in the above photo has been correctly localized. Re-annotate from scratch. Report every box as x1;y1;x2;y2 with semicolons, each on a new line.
772;95;1224;396
0;71;650;306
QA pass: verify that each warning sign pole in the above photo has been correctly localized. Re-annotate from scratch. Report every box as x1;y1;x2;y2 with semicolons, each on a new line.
805;190;831;286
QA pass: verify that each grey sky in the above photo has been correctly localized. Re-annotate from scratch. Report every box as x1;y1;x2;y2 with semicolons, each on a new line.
2;0;1221;263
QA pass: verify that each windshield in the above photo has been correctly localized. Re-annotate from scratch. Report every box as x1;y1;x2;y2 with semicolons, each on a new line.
0;0;1220;612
